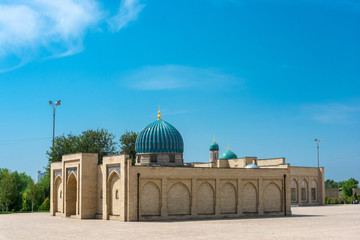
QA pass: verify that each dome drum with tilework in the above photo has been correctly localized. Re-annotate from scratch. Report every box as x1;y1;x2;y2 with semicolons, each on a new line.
135;109;184;166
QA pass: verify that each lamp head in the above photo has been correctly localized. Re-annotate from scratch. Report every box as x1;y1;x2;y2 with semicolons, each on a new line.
49;101;53;105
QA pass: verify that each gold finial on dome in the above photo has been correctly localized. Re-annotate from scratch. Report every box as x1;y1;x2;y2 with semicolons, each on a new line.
213;137;216;143
227;145;230;151
158;105;161;120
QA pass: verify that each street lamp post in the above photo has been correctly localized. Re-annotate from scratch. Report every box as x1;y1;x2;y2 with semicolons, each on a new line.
49;100;61;147
314;138;322;168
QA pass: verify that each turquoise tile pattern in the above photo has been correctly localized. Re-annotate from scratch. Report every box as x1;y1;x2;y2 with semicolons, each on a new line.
135;119;184;154
209;142;219;150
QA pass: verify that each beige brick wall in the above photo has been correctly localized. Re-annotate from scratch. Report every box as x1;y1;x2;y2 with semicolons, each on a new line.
51;153;325;222
50;153;98;219
325;189;340;198
257;158;285;166
289;167;325;205
126;164;291;221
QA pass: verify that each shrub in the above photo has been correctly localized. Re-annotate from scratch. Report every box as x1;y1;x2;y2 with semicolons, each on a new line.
40;198;50;211
329;198;339;204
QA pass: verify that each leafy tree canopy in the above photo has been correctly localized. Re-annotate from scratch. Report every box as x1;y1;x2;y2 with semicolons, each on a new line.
325;178;359;197
0;169;32;212
342;178;359;197
26;179;41;212
119;130;138;164
0;170;17;212
325;179;341;189
47;129;118;164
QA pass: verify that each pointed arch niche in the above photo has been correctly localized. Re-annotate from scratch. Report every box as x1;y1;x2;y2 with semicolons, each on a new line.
108;171;121;216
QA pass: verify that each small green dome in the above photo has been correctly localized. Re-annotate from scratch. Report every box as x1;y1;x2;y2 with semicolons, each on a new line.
210;138;219;150
219;147;238;159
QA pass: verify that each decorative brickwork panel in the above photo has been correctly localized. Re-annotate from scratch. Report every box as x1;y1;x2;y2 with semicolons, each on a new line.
242;183;257;213
66;168;77;179
220;182;236;214
168;182;190;215
141;182;161;216
107;166;120;178
263;183;281;212
54;170;62;180
197;183;215;215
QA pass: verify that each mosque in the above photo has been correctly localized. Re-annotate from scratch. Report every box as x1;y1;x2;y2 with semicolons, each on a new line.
50;110;325;221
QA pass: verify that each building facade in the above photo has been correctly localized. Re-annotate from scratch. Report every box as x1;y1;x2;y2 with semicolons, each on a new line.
50;111;325;221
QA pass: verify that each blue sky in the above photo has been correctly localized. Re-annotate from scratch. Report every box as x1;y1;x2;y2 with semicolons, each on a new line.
0;0;359;181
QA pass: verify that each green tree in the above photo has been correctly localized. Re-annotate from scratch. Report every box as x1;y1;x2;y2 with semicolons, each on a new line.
21;192;30;211
47;133;79;163
342;178;359;197
47;129;118;164
119;130;138;164
38;171;50;203
12;171;32;210
26;180;41;212
40;197;50;211
0;171;17;212
325;179;340;189
78;129;118;163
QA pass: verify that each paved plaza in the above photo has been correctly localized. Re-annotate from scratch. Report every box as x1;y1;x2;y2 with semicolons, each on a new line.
1;205;359;240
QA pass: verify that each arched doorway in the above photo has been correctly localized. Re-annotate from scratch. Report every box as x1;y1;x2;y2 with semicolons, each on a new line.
311;179;318;202
108;172;121;216
291;179;298;203
66;173;77;216
301;179;308;203
54;177;63;212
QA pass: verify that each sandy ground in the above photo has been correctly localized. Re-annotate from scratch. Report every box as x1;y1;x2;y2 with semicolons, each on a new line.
1;205;359;240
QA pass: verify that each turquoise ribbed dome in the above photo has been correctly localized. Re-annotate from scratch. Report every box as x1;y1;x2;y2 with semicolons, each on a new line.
210;141;219;150
135;119;184;154
219;148;238;159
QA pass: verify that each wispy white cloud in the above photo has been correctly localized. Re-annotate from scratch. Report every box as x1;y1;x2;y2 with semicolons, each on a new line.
303;101;360;124
0;0;103;60
109;0;145;31
0;0;146;72
123;65;243;90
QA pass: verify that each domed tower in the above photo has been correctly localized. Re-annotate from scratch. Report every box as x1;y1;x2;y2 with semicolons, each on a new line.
135;108;184;166
219;145;238;160
209;137;219;167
